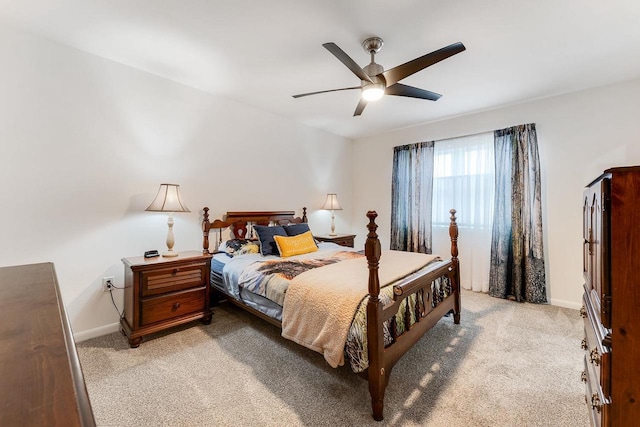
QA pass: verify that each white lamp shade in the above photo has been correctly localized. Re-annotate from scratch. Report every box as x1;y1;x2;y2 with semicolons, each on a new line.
321;193;342;211
145;184;190;213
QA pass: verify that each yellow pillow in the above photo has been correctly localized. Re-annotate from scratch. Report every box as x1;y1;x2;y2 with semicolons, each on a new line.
273;231;318;257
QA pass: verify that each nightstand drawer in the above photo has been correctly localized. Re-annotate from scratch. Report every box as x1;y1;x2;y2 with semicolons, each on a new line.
330;237;354;247
140;262;208;297
140;288;206;326
315;234;356;248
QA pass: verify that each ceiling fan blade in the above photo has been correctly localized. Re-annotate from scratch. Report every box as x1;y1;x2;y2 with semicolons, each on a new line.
323;42;374;84
385;83;442;101
292;86;361;98
381;42;466;87
353;98;367;116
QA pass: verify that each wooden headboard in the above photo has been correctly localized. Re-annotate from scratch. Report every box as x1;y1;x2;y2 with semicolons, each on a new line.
202;207;308;254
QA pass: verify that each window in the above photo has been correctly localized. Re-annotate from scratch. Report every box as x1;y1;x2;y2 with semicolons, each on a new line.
391;131;495;292
431;131;494;293
432;132;494;229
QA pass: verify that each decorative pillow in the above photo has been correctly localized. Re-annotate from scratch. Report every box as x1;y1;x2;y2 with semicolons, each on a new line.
273;231;319;258
253;225;287;256
223;239;260;257
283;223;311;237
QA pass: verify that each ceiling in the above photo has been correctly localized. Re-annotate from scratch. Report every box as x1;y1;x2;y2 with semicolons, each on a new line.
2;0;640;139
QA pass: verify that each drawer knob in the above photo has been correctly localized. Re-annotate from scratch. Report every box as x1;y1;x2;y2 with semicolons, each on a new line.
581;338;588;350
591;393;602;413
172;302;181;310
580;305;587;318
589;348;601;366
581;370;587;383
172;269;179;276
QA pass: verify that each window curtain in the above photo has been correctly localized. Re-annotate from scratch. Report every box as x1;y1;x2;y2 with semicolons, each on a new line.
390;141;434;253
432;132;494;292
489;123;547;303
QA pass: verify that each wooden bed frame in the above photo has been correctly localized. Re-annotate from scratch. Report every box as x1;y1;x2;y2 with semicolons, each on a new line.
202;207;461;421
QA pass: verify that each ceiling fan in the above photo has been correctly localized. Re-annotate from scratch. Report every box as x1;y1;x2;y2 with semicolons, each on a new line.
292;37;466;116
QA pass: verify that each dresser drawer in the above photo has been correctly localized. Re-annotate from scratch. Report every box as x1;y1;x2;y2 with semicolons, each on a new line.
140;288;206;326
584;357;609;427
583;323;604;390
582;292;611;397
140;261;208;297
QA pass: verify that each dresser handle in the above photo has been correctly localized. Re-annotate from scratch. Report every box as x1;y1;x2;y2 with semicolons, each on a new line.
591;393;602;413
580;306;587;318
586;228;593;255
172;269;179;276
172;302;181;310
581;371;587;383
589;348;600;366
581;338;588;350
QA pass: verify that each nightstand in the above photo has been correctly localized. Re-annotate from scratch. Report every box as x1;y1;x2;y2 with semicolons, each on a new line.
315;234;356;248
120;251;212;348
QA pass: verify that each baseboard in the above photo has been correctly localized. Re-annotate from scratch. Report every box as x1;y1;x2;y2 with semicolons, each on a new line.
549;298;581;310
73;297;580;341
73;322;120;343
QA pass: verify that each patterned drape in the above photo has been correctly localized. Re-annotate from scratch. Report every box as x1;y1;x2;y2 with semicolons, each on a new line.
390;141;434;253
489;124;547;303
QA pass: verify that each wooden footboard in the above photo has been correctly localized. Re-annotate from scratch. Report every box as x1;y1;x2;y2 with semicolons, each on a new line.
365;209;460;421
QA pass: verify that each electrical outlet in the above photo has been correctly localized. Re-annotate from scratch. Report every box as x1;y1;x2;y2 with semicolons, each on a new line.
102;276;114;292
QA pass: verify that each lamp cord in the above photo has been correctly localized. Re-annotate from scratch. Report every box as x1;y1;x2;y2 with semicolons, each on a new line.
108;287;124;319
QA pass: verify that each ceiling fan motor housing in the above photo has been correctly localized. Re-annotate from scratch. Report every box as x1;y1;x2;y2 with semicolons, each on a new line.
363;62;384;78
362;38;386;93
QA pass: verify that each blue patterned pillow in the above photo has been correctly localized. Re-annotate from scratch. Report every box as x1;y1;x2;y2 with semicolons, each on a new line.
253;225;287;256
283;223;311;236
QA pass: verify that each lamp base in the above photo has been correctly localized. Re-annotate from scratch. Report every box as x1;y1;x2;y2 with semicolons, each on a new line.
162;250;179;257
329;233;338;236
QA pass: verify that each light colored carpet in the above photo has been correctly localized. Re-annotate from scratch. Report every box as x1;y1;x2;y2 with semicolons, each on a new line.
77;290;589;426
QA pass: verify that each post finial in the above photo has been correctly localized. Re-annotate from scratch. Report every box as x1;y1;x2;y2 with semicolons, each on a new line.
365;210;381;297
202;207;210;254
449;209;459;259
366;210;379;237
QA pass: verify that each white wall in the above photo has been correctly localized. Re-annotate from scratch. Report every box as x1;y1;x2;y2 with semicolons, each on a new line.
0;25;352;340
352;78;640;309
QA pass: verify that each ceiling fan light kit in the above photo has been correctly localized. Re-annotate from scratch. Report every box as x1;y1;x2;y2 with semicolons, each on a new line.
362;82;385;101
293;36;466;116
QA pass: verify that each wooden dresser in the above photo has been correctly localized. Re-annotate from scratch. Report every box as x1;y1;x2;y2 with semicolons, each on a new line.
0;263;95;427
121;251;212;347
581;166;640;426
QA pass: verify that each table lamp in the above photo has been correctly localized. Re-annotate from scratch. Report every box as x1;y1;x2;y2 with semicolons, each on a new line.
321;193;342;236
146;184;190;257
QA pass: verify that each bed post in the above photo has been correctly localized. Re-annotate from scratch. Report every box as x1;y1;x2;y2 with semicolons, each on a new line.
449;209;461;324
365;211;386;421
302;207;308;223
203;207;211;254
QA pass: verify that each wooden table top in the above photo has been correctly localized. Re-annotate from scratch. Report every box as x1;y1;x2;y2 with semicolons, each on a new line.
0;263;95;426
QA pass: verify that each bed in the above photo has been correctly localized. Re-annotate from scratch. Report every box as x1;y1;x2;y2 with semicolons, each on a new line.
201;207;461;421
